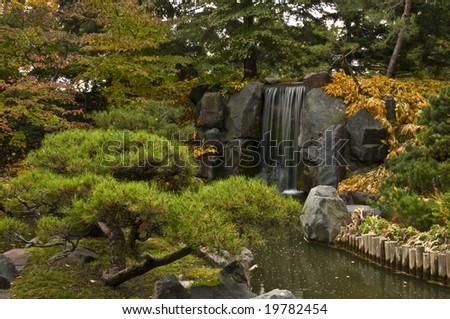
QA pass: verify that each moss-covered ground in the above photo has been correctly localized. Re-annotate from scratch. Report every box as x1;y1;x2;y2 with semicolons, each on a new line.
10;237;219;298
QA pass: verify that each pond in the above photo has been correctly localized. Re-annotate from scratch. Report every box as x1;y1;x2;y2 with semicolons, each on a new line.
250;229;450;299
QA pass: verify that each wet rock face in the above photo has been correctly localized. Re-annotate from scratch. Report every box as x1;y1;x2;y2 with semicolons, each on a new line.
300;186;351;243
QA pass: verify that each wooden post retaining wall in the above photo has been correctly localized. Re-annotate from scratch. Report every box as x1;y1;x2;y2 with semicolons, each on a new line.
336;228;449;286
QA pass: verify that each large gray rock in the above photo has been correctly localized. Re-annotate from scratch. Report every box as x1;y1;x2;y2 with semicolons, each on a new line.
254;289;296;299
300;186;351;243
197;92;225;129
224;82;263;142
303;72;332;92
3;249;31;271
347;109;388;163
302;124;348;191
190;283;256;299
198;247;254;269
299;88;346;147
0;254;17;290
218;261;249;286
154;275;191;299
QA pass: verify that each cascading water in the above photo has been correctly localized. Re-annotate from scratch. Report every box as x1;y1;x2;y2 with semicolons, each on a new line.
261;86;305;193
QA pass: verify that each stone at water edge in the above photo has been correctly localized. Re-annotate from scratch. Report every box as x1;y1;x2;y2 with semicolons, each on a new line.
253;289;297;299
190;283;256;299
300;185;351;243
218;260;250;286
0;254;18;290
153;275;191;299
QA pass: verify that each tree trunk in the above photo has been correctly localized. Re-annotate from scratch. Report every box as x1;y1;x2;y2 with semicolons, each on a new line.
386;0;413;78
98;222;127;271
128;222;140;257
243;3;257;79
103;246;193;287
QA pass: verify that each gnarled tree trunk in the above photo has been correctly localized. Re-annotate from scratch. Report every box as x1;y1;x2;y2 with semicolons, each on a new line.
98;222;127;271
103;246;193;287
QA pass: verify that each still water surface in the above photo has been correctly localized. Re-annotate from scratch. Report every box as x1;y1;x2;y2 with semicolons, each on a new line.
251;229;450;298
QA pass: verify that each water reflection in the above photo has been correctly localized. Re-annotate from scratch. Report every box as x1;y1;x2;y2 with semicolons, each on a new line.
250;229;450;298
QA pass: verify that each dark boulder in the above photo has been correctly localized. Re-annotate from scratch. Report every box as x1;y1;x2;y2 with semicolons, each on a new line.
347;109;388;163
0;254;17;290
299;88;346;147
190;283;256;299
196;92;225;129
302;124;348;191
224;82;263;142
303;72;332;92
153;275;191;299
218;261;249;286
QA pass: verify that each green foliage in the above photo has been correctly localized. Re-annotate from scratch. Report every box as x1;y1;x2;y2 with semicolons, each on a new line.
69;179;169;230
0;1;86;168
435;192;450;226
26;129;197;190
418;86;450;161
2;170;101;216
91;100;194;139
386;154;450;195
378;187;438;231
167;176;302;251
77;1;190;106
376;86;450;229
0;216;29;242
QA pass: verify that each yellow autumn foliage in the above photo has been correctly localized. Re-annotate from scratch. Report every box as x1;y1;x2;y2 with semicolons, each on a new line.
193;144;219;159
337;165;394;194
324;70;449;158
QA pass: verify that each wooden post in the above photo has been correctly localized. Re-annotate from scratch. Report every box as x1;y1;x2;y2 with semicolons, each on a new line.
356;236;363;253
395;246;403;271
385;241;397;268
423;252;430;280
438;253;446;283
350;234;355;251
447;251;450;284
370;237;378;261
430;251;438;281
409;248;416;276
415;246;424;278
364;234;372;256
402;246;409;272
379;238;386;265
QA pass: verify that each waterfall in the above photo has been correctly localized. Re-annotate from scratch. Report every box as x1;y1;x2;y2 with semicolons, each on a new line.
261;86;305;193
